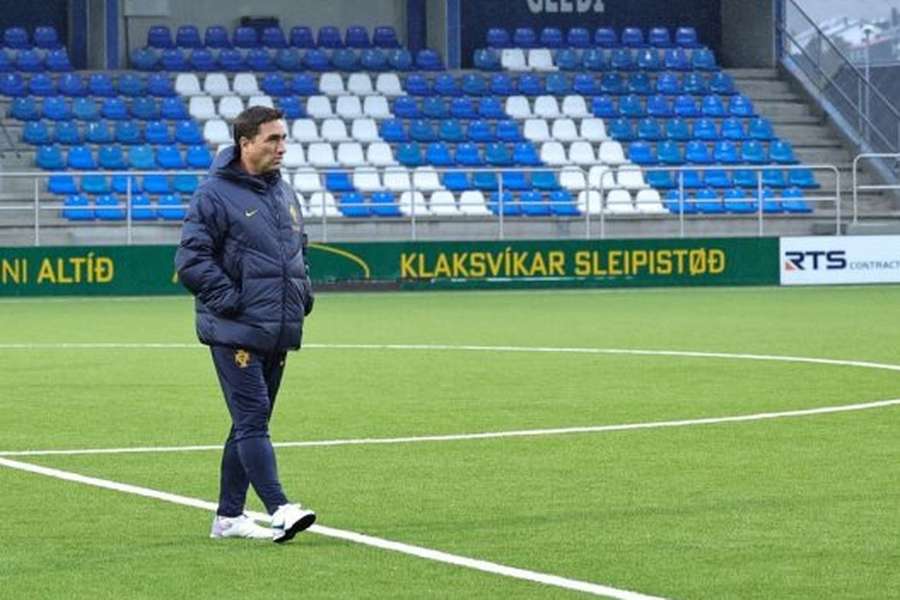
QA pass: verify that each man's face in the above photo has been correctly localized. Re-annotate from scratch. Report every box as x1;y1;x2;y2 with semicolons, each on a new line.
240;119;287;174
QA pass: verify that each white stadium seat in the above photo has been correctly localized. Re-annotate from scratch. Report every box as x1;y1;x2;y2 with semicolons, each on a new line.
577;190;603;214
247;95;273;109
561;95;590;118
599;141;627;165
383;167;411;192
307;142;338;167
568;141;596;166
352;167;383;192
540;141;568;166
217;96;244;120
189;96;216;121
175;73;202;96
458;190;491;215
605;189;637;214
588;165;619;190
617;165;649;190
291;119;320;143
580;118;608;142
551;118;579;142
366;142;396;166
375;73;403;96
523;118;551;142
293;169;324;193
321;118;350;142
350;118;380;142
533;95;560;119
335;95;363;119
504;95;531;119
398;191;430;216
318;72;345;96
528;48;555;71
501;48;527;71
202;73;230;97
232;73;259;96
308;191;341;217
282;143;306;168
363;95;392;118
336;142;366;166
429;190;459;215
203;119;231;145
347;73;374;95
559;166;587;191
412;167;444;192
306;95;333;118
635;188;668;214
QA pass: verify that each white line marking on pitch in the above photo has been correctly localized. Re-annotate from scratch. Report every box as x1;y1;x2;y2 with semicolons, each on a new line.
3;398;898;458
0;457;667;600
1;341;899;373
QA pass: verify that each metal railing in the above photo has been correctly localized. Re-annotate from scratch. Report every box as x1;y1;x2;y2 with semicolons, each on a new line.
778;0;900;156
852;152;900;223
0;163;841;246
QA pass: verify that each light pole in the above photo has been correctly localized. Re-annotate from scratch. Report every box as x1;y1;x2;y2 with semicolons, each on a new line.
863;26;873;144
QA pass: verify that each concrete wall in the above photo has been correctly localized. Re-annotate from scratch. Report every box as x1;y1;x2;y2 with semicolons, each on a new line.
721;0;776;67
121;0;406;56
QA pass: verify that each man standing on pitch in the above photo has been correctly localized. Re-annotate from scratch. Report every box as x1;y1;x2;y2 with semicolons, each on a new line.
175;106;316;543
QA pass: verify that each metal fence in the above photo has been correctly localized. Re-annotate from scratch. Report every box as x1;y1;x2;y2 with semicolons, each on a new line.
852;152;900;223
0;163;842;245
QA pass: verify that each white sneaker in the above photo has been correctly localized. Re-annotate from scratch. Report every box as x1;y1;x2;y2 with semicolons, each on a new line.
210;514;272;540
271;503;316;543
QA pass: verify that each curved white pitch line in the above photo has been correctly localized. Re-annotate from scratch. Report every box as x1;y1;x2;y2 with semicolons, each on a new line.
2;398;898;458
0;341;898;373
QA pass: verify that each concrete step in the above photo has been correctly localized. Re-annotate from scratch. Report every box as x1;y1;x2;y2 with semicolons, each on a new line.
725;68;778;80
753;100;812;118
773;124;842;146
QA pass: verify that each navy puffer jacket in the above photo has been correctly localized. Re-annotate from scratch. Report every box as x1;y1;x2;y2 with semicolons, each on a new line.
175;146;313;353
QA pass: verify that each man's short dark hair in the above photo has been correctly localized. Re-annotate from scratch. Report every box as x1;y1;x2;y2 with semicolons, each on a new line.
232;106;285;148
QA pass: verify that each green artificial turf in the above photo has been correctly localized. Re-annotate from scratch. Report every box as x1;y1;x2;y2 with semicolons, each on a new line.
1;286;898;599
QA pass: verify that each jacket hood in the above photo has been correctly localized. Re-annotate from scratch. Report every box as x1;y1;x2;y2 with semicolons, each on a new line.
211;145;281;192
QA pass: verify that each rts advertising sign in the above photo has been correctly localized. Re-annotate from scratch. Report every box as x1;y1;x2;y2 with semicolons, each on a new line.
780;236;900;285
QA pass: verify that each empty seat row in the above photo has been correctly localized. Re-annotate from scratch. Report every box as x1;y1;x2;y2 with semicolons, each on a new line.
626;139;798;166
175;72;402;97
403;70;735;97
0;47;71;72
491;47;717;73
2;26;62;50
645;168;818;190
605;115;774;143
663;187;812;214
146;24;400;50
49;174;199;195
131;46;442;72
36;144;212;170
1;72;176;97
62;193;186;221
485;26;700;49
590;93;754;119
23;119;203;145
9;96;191;121
187;94;390;121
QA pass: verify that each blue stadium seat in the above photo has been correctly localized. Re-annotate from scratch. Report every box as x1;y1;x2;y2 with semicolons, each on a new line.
723;187;756;213
637;118;664;141
646;94;673;118
205;25;231;49
610;48;635;71
23;121;51;145
416;49;444;71
781;187;812;213
628;141;657;165
131;97;160;120
621;27;645;48
143;174;169;194
331;48;358;71
513;27;537;48
648;27;672;48
474;172;498;191
567;27;591;48
218;49;245;71
276;96;304;119
720;117;747;141
748;117;775;140
488;191;519;215
160;48;188;71
762;168;787;188
325;171;353;192
95;194;125;221
43;97;71;121
339;192;369;217
619;94;645;118
186;145;213;168
396;142;423;167
666;118;691;141
404;73;431;96
285;26;313;49
573;73;598;96
157;145;185;169
675;27;700;48
769;140;797;164
147;73;175;97
46;49;72;72
539;27;563;48
740;140;767;164
247;48;276;71
422;97;449;119
3;26;29;49
501;170;529;191
513;143;541;166
86;121;115;144
16;49;45;72
101;98;129;120
467;120;495;143
628;72;653;95
447;97;475;120
787;168;818;189
425;142;454;166
692;48;718;71
486;28;510;49
49;175;78;194
128;194;156;221
317;26;343;48
461;73;488;96
685;140;713;164
701;95;726;118
128;145;157;170
647;169;675;188
520;190;550;216
392;96;420;119
531;170;559;190
111;175;142;194
160;97;188;120
733;169;759;188
495;120;522;142
53;121;82;145
130;47;158;71
607;117;635;141
87;73;115;97
345;26;371;49
478;96;506;119
600;72;625;95
274;48;302;71
713;140;740;164
112;121;140;145
694;187;725;213
72;97;99;121
99;145;127;170
147;25;173;49
555;48;579;71
67;145;96;169
158;194;186;221
233;26;259;49
473;48;501;71
410;119;437;142
442;170;470;191
370;192;400;216
594;27;617;48
703;168;732;189
62;194;94;220
692;117;718;141
176;25;202;49
664;189;698;213
118;73;145;96
545;73;571;95
728;94;755;117
709;71;736;95
291;73;317;95
549;190;578;215
489;73;515;96
454;143;482;166
28;73;56;96
673;94;700;118
581;48;607;71
373;26;400;49
664;48;691;71
262;26;287;49
434;73;461;96
592;96;618;119
302;49;330;71
173;174;199;194
59;73;88;97
379;119;407;142
260;73;289;96
485;142;513;166
360;48;388;71
0;72;25;96
682;72;708;95
144;120;172;144
655;72;681;95
37;145;65;169
188;49;216;71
